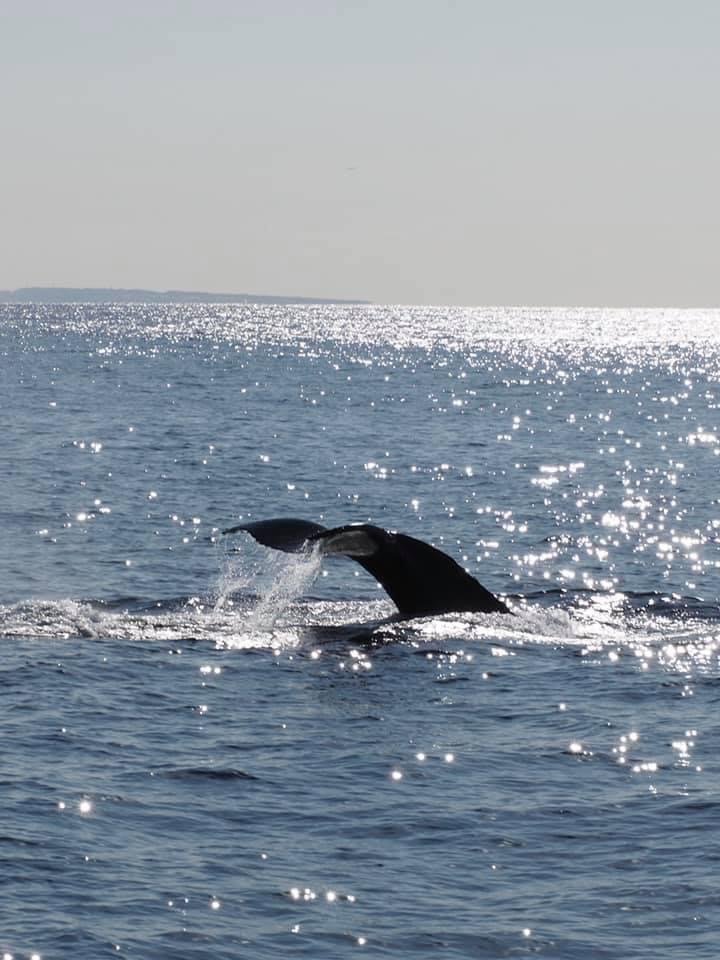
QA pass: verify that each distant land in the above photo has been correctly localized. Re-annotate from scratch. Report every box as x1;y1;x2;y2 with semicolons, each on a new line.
0;287;369;305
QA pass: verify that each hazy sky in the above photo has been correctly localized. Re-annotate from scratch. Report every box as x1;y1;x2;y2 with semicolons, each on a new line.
2;1;719;305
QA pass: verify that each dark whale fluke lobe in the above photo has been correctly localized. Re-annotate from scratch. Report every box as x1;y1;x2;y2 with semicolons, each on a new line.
222;517;326;553
222;518;510;617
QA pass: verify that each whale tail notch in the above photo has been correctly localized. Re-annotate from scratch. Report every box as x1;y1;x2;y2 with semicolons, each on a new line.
222;517;510;618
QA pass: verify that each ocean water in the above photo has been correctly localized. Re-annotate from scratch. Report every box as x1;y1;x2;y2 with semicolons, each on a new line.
1;303;719;959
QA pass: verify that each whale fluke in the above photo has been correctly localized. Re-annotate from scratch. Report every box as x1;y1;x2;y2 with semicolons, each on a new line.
222;517;326;553
223;517;510;617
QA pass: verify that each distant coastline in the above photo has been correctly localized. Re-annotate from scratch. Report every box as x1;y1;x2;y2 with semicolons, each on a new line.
0;287;369;305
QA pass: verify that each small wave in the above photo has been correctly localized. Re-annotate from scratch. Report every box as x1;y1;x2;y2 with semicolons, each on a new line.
518;587;720;620
0;834;40;848
155;767;258;781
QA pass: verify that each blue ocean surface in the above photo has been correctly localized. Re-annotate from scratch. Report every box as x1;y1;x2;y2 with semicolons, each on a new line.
1;304;719;959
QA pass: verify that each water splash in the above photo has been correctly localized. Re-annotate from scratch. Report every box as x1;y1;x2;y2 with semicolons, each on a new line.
213;545;257;613
212;532;325;633
244;546;323;632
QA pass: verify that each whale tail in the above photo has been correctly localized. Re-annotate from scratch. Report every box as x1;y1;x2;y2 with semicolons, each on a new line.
223;517;510;618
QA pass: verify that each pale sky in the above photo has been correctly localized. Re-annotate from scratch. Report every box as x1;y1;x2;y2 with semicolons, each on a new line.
2;0;719;306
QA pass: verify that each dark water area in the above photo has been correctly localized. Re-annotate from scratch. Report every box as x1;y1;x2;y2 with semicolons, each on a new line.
1;304;719;958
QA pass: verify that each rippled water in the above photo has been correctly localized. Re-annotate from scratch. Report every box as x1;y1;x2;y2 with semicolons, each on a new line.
1;304;719;959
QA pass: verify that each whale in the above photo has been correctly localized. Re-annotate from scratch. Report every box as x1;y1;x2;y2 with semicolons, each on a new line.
222;517;510;618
